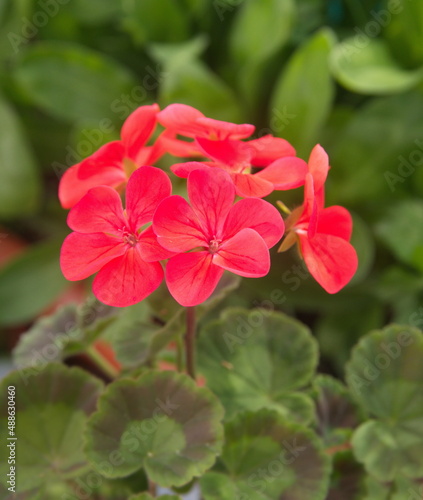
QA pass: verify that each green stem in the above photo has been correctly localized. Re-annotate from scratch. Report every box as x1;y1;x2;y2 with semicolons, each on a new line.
185;307;197;379
86;345;119;379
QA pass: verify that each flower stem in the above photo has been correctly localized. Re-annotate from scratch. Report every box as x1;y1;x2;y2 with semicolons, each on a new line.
185;307;196;379
86;345;119;380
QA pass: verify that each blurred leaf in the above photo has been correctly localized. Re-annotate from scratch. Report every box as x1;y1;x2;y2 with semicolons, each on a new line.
270;28;336;156
361;475;423;500
328;92;423;205
229;0;294;66
198;308;318;424
150;38;244;122
350;213;375;285
13;42;137;123
384;0;423;68
69;0;122;25
0;239;68;326
122;0;189;45
13;297;120;369
325;450;365;500
376;199;423;272
200;409;331;500
111;273;241;369
129;495;182;500
0;96;40;218
85;371;224;487
330;38;423;94
0;0;33;59
346;325;423;481
312;375;363;449
0;364;103;494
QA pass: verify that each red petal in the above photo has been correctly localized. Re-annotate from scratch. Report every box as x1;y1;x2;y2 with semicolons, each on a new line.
196;117;254;140
137;225;178;262
165;251;224;307
231;173;274;198
195;137;252;168
248;135;296;167
153;195;207;252
188;169;235;238
60;232;125;281
125;166;172;231
156;133;200;158
299;233;358;294
93;247;164;307
171;161;210;178
255;157;308;190
67;186;126;235
214;228;270;277
120;104;159;161
158;104;205;137
77;141;125;179
297;173;318;238
318;206;353;241
308;144;329;192
59;162;125;209
223;198;285;248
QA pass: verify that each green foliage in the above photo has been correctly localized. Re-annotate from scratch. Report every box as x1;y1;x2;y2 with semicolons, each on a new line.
200;409;331;500
0;239;68;326
330;38;423;94
85;370;224;487
0;96;40;218
0;364;103;496
346;325;423;481
271;28;335;156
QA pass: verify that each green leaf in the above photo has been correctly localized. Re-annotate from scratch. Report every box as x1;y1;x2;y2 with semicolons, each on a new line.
312;375;363;449
0;239;68;326
330;38;423;95
150;38;243;123
0;96;40;218
384;0;423;68
270;28;335;156
129;495;182;500
376;199;423;272
346;325;423;481
328;91;423;205
122;0;189;45
0;364;103;494
198;308;318;424
229;0;294;66
200;409;331;500
13;42;137;123
12;296;120;369
69;0;122;25
85;371;224;487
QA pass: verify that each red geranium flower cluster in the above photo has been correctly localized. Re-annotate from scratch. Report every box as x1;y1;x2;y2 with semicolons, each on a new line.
59;103;358;307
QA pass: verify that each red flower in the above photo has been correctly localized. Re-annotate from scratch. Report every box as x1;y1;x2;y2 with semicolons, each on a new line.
153;169;285;306
59;104;166;209
170;136;307;198
278;146;358;293
60;167;173;307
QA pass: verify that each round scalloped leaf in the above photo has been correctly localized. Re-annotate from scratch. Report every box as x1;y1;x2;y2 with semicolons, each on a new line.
198;308;318;423
312;375;363;448
0;364;103;493
200;409;331;500
85;370;224;487
346;325;423;481
330;38;423;95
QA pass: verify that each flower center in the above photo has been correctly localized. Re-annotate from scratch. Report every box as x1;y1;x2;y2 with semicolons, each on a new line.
209;238;222;254
121;231;138;247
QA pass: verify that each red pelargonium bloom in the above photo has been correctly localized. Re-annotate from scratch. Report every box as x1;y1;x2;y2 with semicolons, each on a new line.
170;136;307;198
279;171;358;294
153;169;285;306
60;167;173;307
59;104;166;209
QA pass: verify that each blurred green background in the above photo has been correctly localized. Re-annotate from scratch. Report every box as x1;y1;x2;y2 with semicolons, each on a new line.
1;0;423;375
